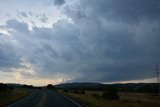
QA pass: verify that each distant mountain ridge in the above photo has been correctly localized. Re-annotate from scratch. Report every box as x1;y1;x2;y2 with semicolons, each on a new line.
55;82;160;93
6;83;23;87
55;82;105;89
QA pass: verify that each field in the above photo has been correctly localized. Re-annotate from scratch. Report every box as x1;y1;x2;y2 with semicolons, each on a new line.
0;88;29;107
60;90;160;107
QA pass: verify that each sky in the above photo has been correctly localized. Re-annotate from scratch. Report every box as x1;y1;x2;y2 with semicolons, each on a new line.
0;0;160;86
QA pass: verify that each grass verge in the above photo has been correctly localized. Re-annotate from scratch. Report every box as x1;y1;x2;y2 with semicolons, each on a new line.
59;90;160;107
0;88;29;107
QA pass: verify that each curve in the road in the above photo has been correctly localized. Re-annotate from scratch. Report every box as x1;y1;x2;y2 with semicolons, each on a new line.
7;89;82;107
7;89;34;107
8;89;44;107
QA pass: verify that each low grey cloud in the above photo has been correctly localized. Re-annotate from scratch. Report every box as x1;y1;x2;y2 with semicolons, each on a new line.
0;35;21;71
0;0;160;83
17;11;28;18
39;14;49;23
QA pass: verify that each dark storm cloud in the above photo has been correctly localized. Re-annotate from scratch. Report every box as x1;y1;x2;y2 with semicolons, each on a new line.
54;0;65;6
0;0;160;82
64;0;160;82
0;36;21;71
79;0;160;23
17;11;28;18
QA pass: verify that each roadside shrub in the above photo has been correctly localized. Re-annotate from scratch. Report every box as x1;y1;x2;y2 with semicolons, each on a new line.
46;84;57;91
63;89;69;93
46;84;54;90
72;90;78;93
124;99;128;103
72;90;86;95
92;93;101;98
102;86;119;101
8;86;14;93
136;100;141;103
0;83;7;91
81;90;86;95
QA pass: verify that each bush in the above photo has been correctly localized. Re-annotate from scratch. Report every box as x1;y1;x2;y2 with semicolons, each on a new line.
0;83;7;91
81;90;86;95
46;84;57;91
72;90;86;95
92;93;101;98
102;86;119;101
46;84;54;90
136;100;141;103
22;85;33;88
124;99;128;103
63;89;69;93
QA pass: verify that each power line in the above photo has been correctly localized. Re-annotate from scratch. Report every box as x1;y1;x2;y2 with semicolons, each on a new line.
153;65;160;83
153;65;160;95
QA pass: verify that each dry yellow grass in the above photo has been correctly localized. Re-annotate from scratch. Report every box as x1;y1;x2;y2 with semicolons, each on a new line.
59;90;160;107
0;88;29;107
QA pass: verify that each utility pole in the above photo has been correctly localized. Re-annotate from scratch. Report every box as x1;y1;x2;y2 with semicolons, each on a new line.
153;65;160;83
153;65;160;95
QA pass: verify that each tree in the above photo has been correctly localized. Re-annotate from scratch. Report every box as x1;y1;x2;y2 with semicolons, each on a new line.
46;84;54;90
22;84;33;88
0;83;7;91
8;86;14;94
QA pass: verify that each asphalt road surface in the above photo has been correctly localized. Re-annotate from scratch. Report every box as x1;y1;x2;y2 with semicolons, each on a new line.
8;89;81;107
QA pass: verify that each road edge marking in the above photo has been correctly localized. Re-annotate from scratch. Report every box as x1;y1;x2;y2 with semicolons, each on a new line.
7;89;33;107
53;91;81;107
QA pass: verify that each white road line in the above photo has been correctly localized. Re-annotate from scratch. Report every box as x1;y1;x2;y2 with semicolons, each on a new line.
49;90;81;107
36;91;46;107
58;93;81;107
7;89;34;107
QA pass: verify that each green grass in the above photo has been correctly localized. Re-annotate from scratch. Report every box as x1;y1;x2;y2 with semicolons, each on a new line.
0;88;29;107
59;90;160;107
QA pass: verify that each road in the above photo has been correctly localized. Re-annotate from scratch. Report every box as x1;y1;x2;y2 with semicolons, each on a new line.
8;89;81;107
